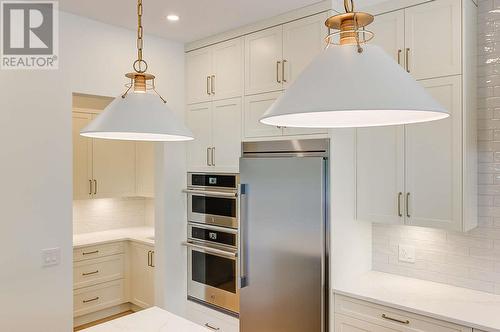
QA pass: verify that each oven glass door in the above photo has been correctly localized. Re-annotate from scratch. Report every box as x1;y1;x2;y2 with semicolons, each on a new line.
188;193;237;228
187;243;239;314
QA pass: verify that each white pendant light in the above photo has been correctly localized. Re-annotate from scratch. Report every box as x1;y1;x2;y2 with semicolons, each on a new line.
80;0;193;141
260;0;449;128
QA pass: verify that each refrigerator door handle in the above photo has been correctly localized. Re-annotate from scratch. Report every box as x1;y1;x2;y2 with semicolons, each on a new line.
239;183;248;288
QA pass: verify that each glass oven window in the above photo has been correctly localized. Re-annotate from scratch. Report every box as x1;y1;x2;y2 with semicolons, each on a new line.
192;195;236;218
192;251;236;294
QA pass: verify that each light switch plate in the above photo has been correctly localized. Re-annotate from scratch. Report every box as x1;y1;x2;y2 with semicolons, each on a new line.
42;247;60;267
398;244;416;263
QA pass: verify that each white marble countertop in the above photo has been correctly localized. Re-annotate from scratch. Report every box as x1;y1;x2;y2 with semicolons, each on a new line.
73;227;154;248
81;307;207;332
334;271;500;332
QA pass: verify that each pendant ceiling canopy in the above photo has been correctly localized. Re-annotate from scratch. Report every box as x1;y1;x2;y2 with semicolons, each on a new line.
260;0;449;128
80;0;193;141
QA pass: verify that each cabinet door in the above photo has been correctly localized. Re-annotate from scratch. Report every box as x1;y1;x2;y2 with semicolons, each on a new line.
136;141;155;197
212;38;243;101
92;134;136;198
356;126;405;224
186;102;213;171
129;243;154;308
245;26;284;95
370;10;405;67
282;12;327;87
72;113;93;200
186;47;212;104
212;98;242;172
405;0;461;79
334;314;400;332
405;76;462;230
243;92;283;138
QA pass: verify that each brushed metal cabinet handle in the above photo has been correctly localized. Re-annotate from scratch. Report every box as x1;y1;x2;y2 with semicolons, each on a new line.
276;61;282;83
211;147;215;166
405;48;410;73
204;323;220;331
150;250;155;267
82;270;99;276
382;314;410;325
282;59;287;83
397;192;403;217
82;250;99;256
147;250;151;267
397;49;402;65
206;147;212;166
89;179;92;196
93;179;97;195
83;296;99;303
406;192;411;218
211;75;215;94
207;76;211;95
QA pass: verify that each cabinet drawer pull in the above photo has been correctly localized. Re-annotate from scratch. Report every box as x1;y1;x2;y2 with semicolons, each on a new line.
93;179;97;195
83;296;99;303
282;59;287;83
89;179;92;196
397;192;403;217
207;76;211;95
82;270;99;276
212;147;215;166
397;49;402;65
382;313;410;325
82;250;99;256
276;61;282;83
207;147;212;166
204;323;220;331
211;75;215;94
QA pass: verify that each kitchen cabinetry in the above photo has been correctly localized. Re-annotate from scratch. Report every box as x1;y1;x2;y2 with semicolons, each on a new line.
73;111;155;199
357;75;473;232
129;242;155;309
186;38;243;104
186;98;242;172
334;294;472;332
186;301;239;332
370;0;461;80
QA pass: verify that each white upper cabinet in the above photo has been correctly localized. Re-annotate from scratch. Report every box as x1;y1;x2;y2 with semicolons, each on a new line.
186;47;212;104
282;13;328;87
405;76;462;230
186;99;242;172
245;26;284;95
73;113;93;200
92;137;136;199
370;10;405;67
244;92;283;138
405;0;461;79
212;38;244;101
211;98;242;171
187;102;213;171
356;125;405;224
186;38;243;105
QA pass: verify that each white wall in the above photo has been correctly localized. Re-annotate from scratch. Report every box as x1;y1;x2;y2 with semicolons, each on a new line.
0;11;185;332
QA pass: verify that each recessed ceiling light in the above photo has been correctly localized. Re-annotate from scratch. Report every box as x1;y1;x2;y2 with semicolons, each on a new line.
166;14;179;22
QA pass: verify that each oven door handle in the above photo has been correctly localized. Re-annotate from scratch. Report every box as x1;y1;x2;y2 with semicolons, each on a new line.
182;242;237;258
183;189;238;198
239;183;248;288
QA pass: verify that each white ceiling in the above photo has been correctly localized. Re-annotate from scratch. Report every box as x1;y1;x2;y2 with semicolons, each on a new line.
60;0;327;43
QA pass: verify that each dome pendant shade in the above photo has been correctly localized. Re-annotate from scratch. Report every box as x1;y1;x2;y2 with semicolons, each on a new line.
260;44;449;128
80;93;194;141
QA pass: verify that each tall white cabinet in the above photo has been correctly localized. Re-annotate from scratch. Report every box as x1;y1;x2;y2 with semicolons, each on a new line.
356;0;477;232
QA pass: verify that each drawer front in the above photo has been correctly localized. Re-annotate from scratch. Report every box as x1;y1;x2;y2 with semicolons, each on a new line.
73;242;125;262
73;279;125;317
186;307;239;332
73;254;124;289
335;295;472;332
335;313;401;332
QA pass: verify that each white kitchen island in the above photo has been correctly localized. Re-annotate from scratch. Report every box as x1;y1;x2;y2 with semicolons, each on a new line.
81;307;208;332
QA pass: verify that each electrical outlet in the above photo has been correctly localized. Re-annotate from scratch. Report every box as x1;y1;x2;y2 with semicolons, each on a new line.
398;244;415;263
42;247;60;267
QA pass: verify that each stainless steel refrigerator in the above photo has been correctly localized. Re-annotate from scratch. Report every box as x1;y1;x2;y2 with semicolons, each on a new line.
239;139;329;332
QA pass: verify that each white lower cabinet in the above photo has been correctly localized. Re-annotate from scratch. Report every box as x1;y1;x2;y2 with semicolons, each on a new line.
129;242;155;309
186;301;239;332
334;295;472;332
74;279;126;318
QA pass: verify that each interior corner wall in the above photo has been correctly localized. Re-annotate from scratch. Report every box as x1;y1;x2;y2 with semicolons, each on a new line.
0;11;185;332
